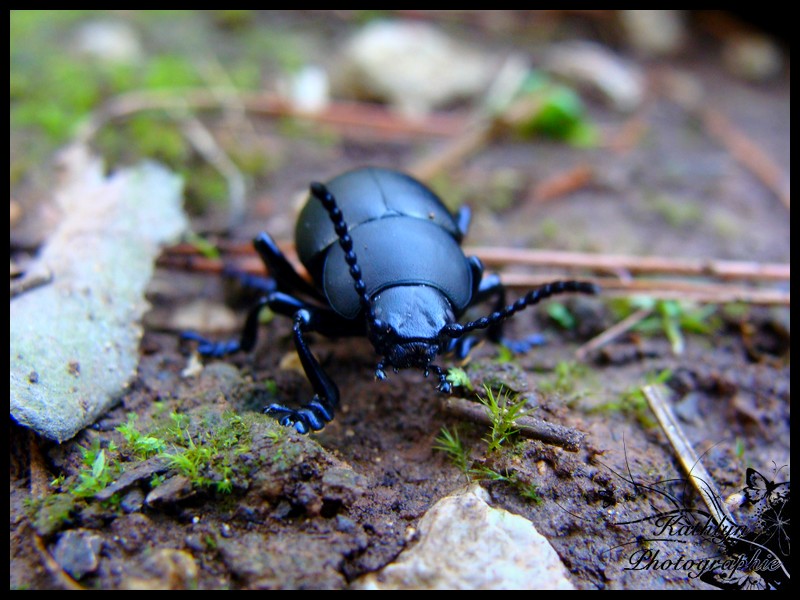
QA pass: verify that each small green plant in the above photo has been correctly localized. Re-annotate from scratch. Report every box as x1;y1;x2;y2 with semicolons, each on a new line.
735;437;746;461
446;367;474;391
591;369;672;428
539;360;587;396
263;378;280;396
494;344;514;364
216;465;234;494
162;446;208;482
610;297;719;355
512;71;598;147
72;441;116;498
433;426;471;480
266;427;286;444
469;465;543;505
185;232;221;260
432;392;545;505
546;302;577;330
518;481;544;505
478;386;529;454
27;493;77;537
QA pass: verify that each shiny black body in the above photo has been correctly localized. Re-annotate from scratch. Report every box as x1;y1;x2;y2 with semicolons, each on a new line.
185;167;598;433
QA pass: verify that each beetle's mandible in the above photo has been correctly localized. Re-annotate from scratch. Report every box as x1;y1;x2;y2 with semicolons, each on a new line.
184;167;599;433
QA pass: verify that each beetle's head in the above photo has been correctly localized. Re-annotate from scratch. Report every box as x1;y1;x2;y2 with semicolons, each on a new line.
368;285;455;373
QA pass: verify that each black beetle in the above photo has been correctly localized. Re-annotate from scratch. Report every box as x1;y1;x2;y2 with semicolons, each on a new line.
185;167;598;433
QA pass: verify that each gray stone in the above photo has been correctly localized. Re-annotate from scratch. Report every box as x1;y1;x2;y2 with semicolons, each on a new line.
356;485;574;589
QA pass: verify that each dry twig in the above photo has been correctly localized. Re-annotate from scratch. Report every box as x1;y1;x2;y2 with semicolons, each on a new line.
659;69;790;211
642;384;736;528
440;396;586;452
159;242;790;306
575;307;652;361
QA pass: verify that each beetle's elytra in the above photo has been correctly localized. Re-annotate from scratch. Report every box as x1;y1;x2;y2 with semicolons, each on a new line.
184;167;599;433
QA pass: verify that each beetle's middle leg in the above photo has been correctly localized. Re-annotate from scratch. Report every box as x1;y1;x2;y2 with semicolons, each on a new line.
253;232;326;302
182;231;328;356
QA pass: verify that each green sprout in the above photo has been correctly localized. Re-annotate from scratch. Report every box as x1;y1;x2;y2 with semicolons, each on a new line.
478;386;530;454
72;442;116;498
612;297;719;355
494;344;514;364
539;360;587;397
591;369;672;428
432;393;544;505
185;232;221;260
518;481;544;505
446;367;474;391
433;426;471;480
546;302;577;330
468;465;543;505
513;71;598;147
116;413;167;459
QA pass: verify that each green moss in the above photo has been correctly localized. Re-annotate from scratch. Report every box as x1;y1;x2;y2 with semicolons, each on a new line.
27;493;77;537
117;412;167;459
446;367;474;392
156;410;253;493
644;193;704;228
538;360;588;398
71;441;119;499
589;369;672;428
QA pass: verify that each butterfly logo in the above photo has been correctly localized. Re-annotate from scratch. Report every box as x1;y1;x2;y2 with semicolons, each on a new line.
743;468;790;508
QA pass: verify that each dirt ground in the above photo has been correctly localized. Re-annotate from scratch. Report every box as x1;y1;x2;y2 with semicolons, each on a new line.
10;11;789;590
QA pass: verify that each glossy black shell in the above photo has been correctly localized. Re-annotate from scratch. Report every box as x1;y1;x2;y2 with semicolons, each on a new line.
295;167;473;319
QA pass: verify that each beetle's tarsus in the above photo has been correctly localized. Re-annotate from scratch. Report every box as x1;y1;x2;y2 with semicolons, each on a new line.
181;332;241;357
264;397;334;434
182;295;270;357
499;333;547;354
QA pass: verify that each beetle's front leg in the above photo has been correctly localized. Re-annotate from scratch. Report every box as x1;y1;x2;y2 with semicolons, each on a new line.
264;308;341;434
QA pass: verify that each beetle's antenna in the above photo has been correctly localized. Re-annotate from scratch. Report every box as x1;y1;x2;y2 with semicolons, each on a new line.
309;182;376;322
440;280;599;339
